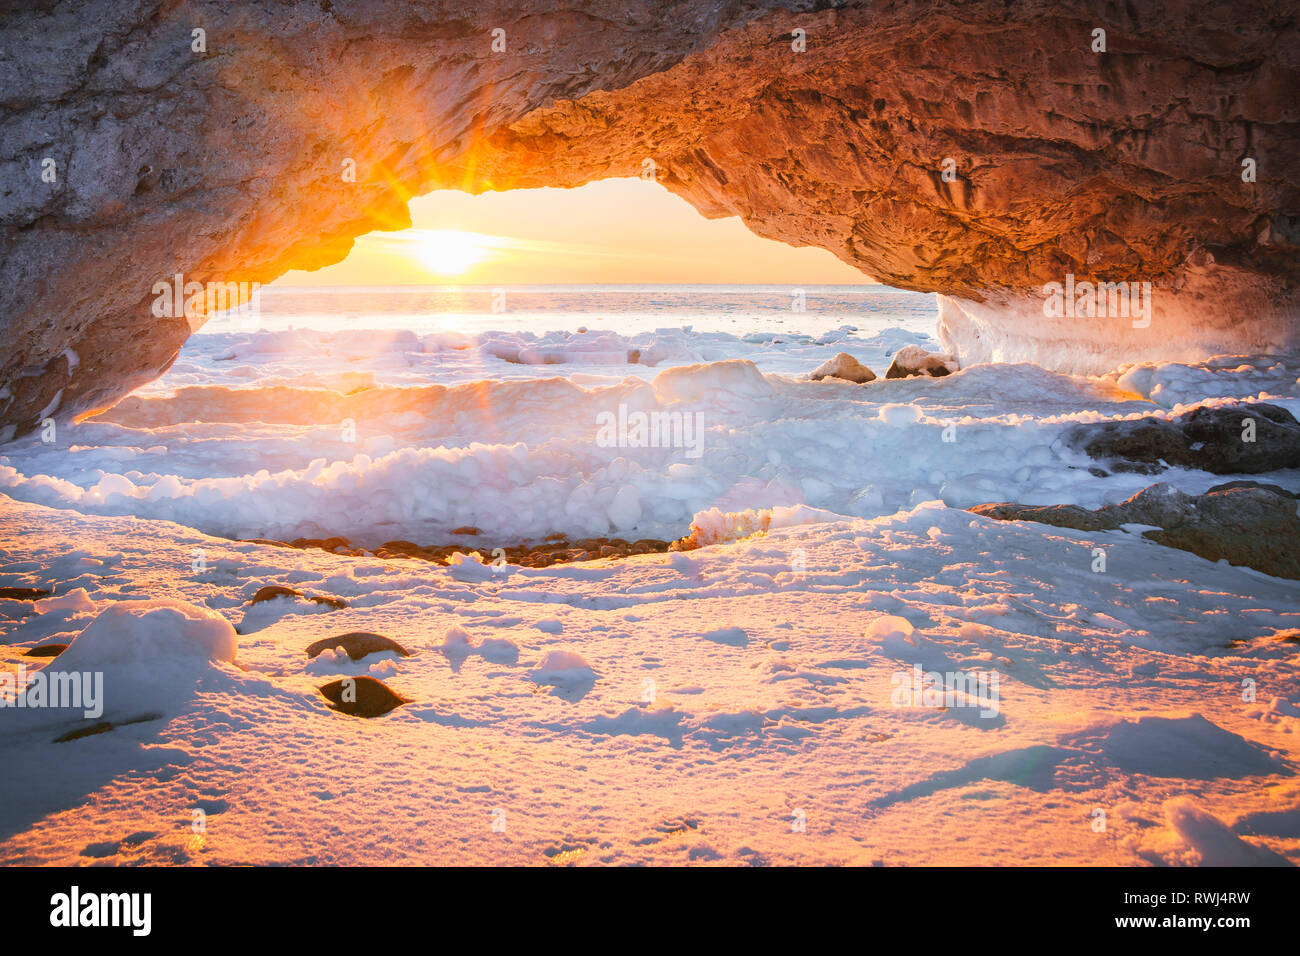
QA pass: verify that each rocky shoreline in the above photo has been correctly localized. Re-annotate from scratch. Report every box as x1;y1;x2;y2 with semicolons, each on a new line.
239;532;680;567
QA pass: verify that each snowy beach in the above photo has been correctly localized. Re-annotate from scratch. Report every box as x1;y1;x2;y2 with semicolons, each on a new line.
1;286;1297;865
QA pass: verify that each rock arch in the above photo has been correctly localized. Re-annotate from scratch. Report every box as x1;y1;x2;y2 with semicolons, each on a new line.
1;0;1296;436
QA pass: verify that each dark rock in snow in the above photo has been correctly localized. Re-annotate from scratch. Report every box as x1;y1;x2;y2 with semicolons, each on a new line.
24;643;69;658
250;584;346;608
0;587;52;600
1067;403;1300;475
1207;480;1299;499
52;713;162;744
307;632;411;661
971;483;1300;580
319;676;409;718
251;585;302;604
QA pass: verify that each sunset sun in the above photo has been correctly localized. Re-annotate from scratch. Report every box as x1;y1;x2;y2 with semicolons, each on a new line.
414;229;490;276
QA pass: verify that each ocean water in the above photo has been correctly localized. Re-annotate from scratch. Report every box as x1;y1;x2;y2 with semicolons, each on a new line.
203;283;939;337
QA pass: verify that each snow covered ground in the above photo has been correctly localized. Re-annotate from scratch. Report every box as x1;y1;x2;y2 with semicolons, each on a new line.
1;290;1298;865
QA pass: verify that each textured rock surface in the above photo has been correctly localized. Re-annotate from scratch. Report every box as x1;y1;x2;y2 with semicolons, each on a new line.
972;483;1300;580
809;351;876;383
884;344;958;379
1067;402;1300;474
2;1;1298;435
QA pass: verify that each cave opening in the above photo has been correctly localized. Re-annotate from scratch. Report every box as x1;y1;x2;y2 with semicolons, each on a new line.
61;177;942;564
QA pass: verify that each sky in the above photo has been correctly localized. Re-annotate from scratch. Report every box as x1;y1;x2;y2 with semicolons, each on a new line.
271;178;872;287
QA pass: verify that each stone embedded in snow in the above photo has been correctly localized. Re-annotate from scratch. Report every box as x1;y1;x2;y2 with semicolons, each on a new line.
251;585;298;603
809;352;876;384
318;676;409;718
971;482;1300;580
24;643;68;658
0;587;51;600
306;632;410;662
1067;402;1300;475
885;345;959;379
53;712;161;744
1207;480;1299;499
250;584;347;608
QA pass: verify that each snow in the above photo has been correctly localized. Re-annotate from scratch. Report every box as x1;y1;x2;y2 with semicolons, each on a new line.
878;402;924;426
1163;797;1292;866
1;489;1296;865
607;485;642;530
10;327;1244;547
33;588;96;614
1112;355;1297;410
866;615;915;642
1;294;1298;866
2;599;239;733
58;600;237;670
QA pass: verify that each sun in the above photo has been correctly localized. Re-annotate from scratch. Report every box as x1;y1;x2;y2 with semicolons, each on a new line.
415;229;490;276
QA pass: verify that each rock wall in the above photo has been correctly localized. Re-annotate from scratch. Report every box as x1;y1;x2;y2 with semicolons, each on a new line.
2;0;1297;436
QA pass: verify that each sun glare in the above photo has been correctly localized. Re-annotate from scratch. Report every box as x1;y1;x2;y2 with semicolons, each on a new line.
414;229;491;276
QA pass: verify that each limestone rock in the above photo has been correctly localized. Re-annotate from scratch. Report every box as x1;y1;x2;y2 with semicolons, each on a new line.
885;345;960;379
810;352;876;384
0;2;1296;434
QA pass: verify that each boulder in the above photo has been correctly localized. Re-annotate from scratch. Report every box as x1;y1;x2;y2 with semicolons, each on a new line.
971;483;1300;580
810;353;876;384
885;345;959;379
1067;402;1300;475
